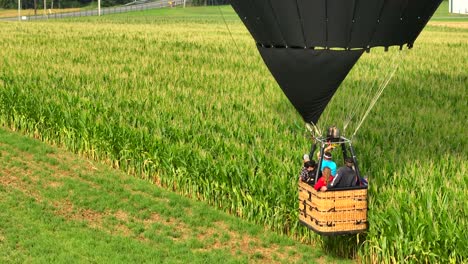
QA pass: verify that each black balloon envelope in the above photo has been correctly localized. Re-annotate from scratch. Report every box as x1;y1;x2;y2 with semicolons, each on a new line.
230;0;443;124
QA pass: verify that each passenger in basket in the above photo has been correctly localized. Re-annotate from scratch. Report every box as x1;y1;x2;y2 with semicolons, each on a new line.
298;154;310;181
323;157;357;190
318;150;337;176
314;166;333;191
299;159;317;185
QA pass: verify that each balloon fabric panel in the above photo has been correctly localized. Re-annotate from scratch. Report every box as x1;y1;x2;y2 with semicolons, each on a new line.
298;0;327;48
269;0;305;47
232;0;443;49
327;0;355;48
257;48;364;124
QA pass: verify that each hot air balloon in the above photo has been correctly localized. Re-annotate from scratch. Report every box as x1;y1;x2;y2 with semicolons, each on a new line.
229;0;443;235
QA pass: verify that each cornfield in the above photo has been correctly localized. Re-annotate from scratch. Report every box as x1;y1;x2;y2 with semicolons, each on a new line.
0;7;466;263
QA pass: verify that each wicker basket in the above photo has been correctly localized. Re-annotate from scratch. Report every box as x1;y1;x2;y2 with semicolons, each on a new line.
298;180;368;235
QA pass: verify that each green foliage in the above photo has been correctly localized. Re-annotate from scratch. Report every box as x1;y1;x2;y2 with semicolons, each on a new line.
0;6;466;263
0;0;15;9
191;0;229;6
0;128;321;263
0;0;122;9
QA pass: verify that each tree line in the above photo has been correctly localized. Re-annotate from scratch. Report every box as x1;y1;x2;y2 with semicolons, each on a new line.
0;0;229;9
191;0;228;5
1;0;92;9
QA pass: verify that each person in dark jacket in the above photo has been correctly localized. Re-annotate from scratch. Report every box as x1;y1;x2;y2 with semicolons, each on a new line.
299;154;310;181
323;158;357;190
299;160;317;185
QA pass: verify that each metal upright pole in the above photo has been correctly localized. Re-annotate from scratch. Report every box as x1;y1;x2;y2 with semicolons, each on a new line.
341;139;348;161
98;0;101;16
315;142;325;183
309;142;317;162
349;144;361;179
18;0;21;21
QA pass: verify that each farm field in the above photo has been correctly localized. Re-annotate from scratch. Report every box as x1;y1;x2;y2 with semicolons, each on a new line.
0;8;82;18
0;4;467;263
0;128;335;263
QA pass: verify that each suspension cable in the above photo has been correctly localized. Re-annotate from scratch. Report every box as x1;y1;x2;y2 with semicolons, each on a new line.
217;2;248;65
343;50;401;132
351;50;404;139
343;74;381;131
318;54;382;136
305;122;322;138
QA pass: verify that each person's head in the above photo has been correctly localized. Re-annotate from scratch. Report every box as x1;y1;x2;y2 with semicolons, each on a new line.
304;160;316;171
324;152;332;160
322;167;331;183
345;157;354;167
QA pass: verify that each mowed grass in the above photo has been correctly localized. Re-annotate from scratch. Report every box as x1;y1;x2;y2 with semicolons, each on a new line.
0;128;338;264
0;5;467;263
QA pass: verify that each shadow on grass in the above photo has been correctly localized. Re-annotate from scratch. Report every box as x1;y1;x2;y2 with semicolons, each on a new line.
321;233;366;259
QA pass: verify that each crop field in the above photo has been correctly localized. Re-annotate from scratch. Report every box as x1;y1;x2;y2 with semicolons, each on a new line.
0;5;467;263
0;128;331;263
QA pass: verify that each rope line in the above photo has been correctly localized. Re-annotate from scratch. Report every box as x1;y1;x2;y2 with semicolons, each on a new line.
352;51;403;139
217;2;248;66
343;49;401;132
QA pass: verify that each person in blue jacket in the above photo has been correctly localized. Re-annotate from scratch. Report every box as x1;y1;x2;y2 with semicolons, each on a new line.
319;151;337;176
